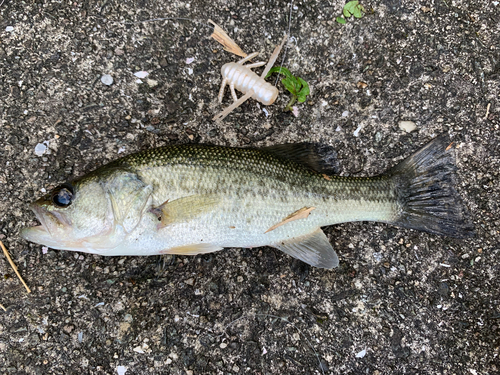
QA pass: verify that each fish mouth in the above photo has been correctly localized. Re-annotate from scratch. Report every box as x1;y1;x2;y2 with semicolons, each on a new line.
29;203;52;235
21;203;71;241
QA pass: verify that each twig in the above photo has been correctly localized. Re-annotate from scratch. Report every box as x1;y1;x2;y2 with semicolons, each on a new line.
0;303;6;312
0;240;31;293
484;102;491;120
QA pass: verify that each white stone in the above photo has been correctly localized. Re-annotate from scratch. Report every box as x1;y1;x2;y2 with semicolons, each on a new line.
134;71;149;78
34;143;47;156
353;124;362;137
101;74;113;85
356;349;367;358
399;120;417;133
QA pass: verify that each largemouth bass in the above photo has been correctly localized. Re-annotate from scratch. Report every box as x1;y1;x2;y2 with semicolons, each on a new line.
21;135;474;268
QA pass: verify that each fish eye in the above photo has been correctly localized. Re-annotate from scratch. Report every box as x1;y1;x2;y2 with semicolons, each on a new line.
51;184;74;208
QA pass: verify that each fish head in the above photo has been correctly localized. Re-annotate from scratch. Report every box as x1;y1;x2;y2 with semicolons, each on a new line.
21;176;118;252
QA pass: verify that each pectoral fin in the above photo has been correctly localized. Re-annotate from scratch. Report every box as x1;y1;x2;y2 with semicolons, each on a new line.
151;194;221;229
160;243;223;255
272;229;339;269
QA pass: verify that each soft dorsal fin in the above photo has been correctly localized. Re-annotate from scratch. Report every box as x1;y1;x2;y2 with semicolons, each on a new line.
272;228;339;269
260;143;340;175
151;194;221;229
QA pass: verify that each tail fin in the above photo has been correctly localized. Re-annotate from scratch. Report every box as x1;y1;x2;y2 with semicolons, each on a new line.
389;135;475;238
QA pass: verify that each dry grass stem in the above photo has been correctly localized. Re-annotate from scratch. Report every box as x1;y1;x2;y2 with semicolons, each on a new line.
261;35;288;78
0;240;31;293
485;102;491;119
265;206;315;233
0;303;6;312
209;19;247;57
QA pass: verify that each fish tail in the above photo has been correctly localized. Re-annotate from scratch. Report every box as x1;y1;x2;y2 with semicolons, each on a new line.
388;135;475;238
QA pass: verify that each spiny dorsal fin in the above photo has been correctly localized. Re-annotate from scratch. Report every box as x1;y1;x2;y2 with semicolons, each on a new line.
272;228;339;269
260;143;340;175
159;243;223;255
151;194;221;229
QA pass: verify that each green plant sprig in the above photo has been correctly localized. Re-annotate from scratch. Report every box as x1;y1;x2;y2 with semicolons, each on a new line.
336;1;365;24
265;66;310;112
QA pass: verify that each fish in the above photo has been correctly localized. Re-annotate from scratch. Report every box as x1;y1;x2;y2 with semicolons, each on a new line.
21;135;474;269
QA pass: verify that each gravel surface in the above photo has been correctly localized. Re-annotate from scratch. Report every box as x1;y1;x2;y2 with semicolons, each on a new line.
1;0;499;374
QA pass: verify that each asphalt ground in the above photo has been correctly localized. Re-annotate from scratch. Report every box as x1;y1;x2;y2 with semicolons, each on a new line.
0;0;499;374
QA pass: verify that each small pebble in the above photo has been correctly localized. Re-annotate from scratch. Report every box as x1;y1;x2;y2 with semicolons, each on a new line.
353;124;362;137
399;120;417;133
101;74;113;86
5;26;14;32
356;349;367;358
34;143;47;156
134;71;149;78
116;366;127;375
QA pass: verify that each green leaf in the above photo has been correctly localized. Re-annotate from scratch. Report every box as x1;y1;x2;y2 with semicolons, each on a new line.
294;77;303;91
265;66;293;79
344;1;359;16
352;4;365;18
282;77;299;96
336;16;347;24
297;77;310;103
343;1;364;19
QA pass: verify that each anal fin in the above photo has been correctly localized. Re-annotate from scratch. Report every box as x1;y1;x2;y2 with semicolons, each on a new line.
160;243;223;255
272;229;339;269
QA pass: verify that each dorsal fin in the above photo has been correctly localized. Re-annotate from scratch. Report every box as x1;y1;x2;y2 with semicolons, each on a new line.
260;143;340;175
